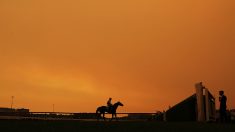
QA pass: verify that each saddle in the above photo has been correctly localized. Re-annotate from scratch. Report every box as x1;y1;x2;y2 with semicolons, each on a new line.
106;106;112;112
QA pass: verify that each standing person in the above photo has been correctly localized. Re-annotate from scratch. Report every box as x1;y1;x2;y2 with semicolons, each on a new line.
219;90;227;122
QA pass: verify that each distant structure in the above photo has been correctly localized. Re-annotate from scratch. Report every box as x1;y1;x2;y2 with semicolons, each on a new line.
165;82;216;122
73;113;97;119
0;107;30;116
230;109;235;122
127;113;153;120
11;96;14;109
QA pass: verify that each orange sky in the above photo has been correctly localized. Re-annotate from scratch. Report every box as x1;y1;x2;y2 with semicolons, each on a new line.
0;0;235;112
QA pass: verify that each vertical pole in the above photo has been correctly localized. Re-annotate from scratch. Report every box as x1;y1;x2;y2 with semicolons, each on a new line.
208;92;216;121
11;96;14;109
195;82;205;122
213;97;216;121
205;88;210;122
163;110;167;121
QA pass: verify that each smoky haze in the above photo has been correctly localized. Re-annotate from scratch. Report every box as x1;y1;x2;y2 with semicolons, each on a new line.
0;0;235;112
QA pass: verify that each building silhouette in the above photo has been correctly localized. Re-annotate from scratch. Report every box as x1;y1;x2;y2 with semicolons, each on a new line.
165;82;216;122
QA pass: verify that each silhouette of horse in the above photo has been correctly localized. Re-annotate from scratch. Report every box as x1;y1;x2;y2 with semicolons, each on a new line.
96;101;124;121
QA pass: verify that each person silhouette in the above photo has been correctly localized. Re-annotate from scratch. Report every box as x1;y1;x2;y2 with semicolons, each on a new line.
219;90;227;122
107;98;112;112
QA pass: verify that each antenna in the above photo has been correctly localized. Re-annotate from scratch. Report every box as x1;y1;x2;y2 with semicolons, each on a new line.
11;96;14;109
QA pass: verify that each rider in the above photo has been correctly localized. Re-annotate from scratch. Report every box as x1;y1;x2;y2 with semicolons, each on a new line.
107;97;113;111
219;90;227;122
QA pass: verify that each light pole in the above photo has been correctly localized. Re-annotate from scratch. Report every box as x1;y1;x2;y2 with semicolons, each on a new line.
11;96;14;109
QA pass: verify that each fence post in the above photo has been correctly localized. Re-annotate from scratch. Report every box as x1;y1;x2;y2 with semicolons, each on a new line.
195;82;205;122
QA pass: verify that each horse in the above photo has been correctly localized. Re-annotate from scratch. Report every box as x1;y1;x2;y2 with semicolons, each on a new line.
96;101;124;121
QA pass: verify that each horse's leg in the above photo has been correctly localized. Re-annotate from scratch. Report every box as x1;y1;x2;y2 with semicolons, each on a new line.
97;113;101;121
96;111;99;121
96;108;101;121
110;113;113;121
115;113;118;121
103;113;105;121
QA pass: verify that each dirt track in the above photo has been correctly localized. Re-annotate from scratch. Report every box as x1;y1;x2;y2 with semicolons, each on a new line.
0;119;235;132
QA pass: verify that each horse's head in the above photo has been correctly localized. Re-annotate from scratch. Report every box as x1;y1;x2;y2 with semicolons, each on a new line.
116;101;124;107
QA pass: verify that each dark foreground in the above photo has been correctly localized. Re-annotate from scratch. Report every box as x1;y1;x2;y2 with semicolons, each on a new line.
0;119;235;132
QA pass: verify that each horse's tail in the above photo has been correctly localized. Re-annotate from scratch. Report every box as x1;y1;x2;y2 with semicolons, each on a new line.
96;107;100;116
96;107;102;119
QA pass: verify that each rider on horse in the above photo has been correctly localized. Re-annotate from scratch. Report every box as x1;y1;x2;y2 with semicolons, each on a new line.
107;97;113;112
96;99;124;120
